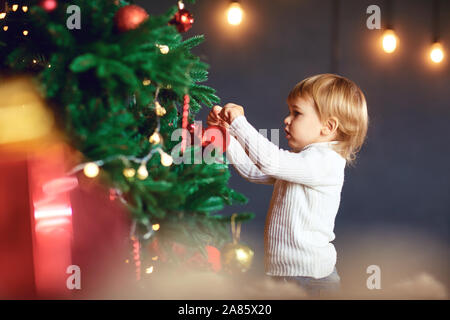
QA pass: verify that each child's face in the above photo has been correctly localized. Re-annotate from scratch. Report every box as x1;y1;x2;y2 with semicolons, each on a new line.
284;95;325;152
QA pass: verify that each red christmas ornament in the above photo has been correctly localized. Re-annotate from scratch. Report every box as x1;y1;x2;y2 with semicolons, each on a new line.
169;7;194;33
203;125;230;153
114;5;149;32
40;0;58;12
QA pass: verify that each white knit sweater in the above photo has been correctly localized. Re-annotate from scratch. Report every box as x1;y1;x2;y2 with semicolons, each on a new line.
226;116;346;279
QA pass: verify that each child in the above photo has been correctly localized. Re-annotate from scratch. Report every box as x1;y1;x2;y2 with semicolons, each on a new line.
207;74;368;298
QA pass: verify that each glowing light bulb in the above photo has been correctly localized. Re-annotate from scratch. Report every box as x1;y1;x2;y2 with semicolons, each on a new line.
160;151;173;167
158;44;169;54
22;6;28;12
149;132;162;145
430;42;444;64
12;4;19;12
123;167;136;178
0;13;6;19
152;224;160;231
23;30;29;36
145;266;154;274
137;165;148;180
382;29;397;53
142;78;151;86
83;162;100;178
227;1;243;26
3;26;8;31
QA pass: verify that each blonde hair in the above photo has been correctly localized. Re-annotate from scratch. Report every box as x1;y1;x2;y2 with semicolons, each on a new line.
288;73;369;166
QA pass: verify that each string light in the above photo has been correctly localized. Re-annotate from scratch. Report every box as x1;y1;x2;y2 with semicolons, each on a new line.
149;132;162;145
155;101;166;116
145;266;154;274
22;6;28;12
12;4;19;12
160;150;173;167
142;78;151;86
152;223;160;231
227;1;243;26
382;29;397;53
137;165;148;180
0;13;6;19
158;44;169;54
23;30;29;36
123;167;136;178
429;42;444;63
83;162;100;178
3;26;8;31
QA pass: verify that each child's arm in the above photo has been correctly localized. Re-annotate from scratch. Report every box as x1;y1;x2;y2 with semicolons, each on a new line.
226;135;275;185
228;116;343;187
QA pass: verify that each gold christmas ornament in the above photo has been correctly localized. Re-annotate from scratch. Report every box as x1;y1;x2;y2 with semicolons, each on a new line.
221;213;254;273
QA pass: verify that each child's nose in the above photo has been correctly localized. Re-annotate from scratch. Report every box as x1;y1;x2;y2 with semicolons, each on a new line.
284;115;291;125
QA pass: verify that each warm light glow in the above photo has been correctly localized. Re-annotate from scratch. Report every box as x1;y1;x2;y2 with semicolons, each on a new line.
158;44;169;54
3;26;8;31
83;162;100;178
0;13;6;19
12;4;19;11
430;42;445;63
142;78;151;86
23;30;29;36
152;224;160;231
32;59;37;64
236;248;248;260
152;256;158;261
227;2;243;26
160;151;173;166
145;266;154;274
382;29;397;53
123;167;136;178
137;165;148;180
149;132;162;144
22;6;28;12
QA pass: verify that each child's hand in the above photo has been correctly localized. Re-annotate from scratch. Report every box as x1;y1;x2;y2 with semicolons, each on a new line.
208;105;230;128
219;103;245;125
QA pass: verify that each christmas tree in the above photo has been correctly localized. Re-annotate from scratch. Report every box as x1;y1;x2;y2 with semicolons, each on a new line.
0;0;254;276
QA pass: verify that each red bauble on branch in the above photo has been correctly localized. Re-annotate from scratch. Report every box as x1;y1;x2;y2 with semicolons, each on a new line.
169;2;194;33
114;4;149;32
203;125;230;153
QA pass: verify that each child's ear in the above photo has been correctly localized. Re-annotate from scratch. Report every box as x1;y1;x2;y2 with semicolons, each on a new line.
321;117;339;136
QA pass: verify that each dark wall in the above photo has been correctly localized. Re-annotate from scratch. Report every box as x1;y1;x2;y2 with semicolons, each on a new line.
140;0;450;284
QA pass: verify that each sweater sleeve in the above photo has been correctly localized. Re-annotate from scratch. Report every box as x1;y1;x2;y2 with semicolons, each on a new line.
226;135;275;185
228;116;343;187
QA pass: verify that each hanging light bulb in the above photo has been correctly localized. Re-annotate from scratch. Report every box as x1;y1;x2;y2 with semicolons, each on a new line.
83;162;100;178
3;26;8;31
152;224;160;231
22;6;28;12
429;42;444;63
12;4;19;12
382;29;397;53
160;151;173;167
149;131;162;145
0;13;6;19
23;30;29;36
123;167;136;178
227;1;243;26
137;164;149;180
